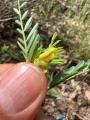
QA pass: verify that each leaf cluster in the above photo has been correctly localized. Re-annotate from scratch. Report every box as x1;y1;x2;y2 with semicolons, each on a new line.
14;0;65;69
34;33;64;68
14;0;40;62
0;44;20;63
49;60;90;89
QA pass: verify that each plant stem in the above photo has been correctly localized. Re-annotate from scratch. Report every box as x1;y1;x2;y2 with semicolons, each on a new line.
48;68;90;90
18;0;28;61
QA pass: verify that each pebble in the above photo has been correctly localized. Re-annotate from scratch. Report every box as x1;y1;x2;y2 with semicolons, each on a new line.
85;90;90;104
56;115;66;120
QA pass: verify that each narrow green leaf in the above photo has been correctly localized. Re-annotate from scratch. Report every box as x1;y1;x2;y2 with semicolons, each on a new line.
17;28;23;35
74;61;85;71
20;2;27;8
17;41;25;52
56;47;63;52
48;73;62;89
52;33;57;42
48;88;62;99
53;40;61;46
86;59;90;66
27;23;39;41
28;34;40;60
27;30;37;50
15;20;21;25
13;8;19;15
65;66;76;75
22;10;28;20
24;17;33;31
22;52;27;61
18;37;24;45
51;59;64;64
31;45;42;60
49;32;57;46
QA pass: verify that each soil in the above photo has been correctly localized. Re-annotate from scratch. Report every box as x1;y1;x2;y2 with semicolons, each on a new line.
42;76;90;120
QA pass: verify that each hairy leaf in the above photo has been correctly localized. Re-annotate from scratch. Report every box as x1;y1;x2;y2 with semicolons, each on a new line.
22;10;28;20
27;23;39;41
18;38;24;45
15;20;21;25
13;8;20;15
49;60;90;89
20;2;27;8
17;41;25;52
28;34;40;60
24;17;33;31
27;30;37;51
17;28;23;35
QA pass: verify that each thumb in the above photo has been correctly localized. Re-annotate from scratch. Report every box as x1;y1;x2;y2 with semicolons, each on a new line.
0;63;48;120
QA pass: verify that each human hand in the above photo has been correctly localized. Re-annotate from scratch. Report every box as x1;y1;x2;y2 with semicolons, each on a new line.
0;63;48;120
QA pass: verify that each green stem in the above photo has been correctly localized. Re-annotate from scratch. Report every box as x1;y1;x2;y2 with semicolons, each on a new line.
18;0;28;61
48;68;90;90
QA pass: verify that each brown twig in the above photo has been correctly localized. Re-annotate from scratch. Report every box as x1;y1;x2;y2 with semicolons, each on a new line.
0;17;16;22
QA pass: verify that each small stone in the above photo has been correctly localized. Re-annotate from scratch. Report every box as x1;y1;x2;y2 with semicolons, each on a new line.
56;115;66;120
69;91;77;100
85;90;90;104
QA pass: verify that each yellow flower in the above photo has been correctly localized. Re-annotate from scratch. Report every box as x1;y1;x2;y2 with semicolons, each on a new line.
39;47;57;62
34;33;64;68
34;47;57;67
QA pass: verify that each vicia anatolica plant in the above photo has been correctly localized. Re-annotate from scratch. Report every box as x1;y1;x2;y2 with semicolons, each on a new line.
14;0;40;63
14;0;90;91
14;0;64;69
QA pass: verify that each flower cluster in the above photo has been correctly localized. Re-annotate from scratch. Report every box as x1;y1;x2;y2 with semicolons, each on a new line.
34;33;64;68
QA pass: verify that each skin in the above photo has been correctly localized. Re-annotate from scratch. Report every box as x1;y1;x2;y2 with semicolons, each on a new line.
0;63;48;120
